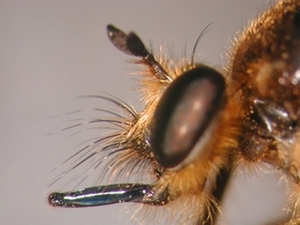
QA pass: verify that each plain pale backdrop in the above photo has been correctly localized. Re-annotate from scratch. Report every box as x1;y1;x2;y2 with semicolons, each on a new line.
1;0;291;224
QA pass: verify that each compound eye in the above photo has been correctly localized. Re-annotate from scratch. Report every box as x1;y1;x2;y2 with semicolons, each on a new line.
150;66;225;169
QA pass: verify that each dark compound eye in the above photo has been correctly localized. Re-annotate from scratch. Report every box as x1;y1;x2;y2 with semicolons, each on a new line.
150;66;225;169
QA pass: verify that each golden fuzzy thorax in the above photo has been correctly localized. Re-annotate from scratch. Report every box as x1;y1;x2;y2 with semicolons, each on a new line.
228;0;300;224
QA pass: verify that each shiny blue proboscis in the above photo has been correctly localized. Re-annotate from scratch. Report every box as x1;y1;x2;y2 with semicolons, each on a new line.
48;183;152;207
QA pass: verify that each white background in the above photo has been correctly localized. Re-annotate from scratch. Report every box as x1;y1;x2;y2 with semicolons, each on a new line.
0;0;291;224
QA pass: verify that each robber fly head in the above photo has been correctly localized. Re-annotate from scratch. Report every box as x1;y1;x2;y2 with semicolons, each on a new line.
49;23;238;224
49;0;300;224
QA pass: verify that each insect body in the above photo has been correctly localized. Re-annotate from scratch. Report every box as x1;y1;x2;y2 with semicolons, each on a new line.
49;0;300;224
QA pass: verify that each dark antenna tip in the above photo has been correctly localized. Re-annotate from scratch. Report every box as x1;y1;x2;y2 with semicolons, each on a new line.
106;24;132;55
106;24;170;80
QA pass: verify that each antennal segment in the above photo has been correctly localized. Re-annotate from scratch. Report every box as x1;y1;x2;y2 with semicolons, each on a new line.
107;24;170;81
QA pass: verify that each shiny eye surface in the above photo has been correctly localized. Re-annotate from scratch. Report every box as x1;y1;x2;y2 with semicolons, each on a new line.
150;66;225;169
